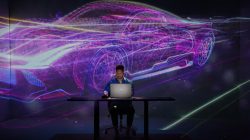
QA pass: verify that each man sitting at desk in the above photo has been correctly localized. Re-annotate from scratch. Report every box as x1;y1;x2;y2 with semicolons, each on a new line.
103;64;135;136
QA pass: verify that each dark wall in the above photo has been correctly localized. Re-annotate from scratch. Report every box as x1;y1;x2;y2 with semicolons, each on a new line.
0;0;10;121
240;0;250;124
9;0;241;18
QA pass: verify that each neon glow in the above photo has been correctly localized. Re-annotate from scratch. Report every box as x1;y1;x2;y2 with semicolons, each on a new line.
160;80;250;130
0;1;215;102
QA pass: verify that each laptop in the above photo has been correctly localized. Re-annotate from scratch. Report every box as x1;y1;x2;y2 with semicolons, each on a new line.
110;84;132;98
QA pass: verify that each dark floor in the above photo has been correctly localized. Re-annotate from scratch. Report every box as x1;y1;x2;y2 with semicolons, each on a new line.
51;133;191;140
1;115;250;140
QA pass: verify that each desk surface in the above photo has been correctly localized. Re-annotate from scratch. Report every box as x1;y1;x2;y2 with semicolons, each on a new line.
67;96;175;101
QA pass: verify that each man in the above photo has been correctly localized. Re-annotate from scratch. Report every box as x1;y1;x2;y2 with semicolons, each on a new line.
103;65;135;136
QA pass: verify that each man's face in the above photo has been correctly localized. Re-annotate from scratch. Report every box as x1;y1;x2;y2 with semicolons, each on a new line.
115;70;124;80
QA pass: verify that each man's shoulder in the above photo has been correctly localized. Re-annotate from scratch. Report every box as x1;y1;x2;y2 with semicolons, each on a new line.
109;78;117;83
124;77;132;83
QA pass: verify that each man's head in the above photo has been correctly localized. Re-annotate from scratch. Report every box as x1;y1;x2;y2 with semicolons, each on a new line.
115;65;124;80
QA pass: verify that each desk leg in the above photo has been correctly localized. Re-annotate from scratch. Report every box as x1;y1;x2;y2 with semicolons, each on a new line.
144;101;149;139
94;101;100;140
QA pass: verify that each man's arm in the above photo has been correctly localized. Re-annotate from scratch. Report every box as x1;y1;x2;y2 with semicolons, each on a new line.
126;78;135;96
104;80;111;97
131;82;135;96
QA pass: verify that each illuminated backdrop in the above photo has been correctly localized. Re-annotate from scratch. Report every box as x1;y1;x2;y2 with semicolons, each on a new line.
0;1;215;102
0;0;250;139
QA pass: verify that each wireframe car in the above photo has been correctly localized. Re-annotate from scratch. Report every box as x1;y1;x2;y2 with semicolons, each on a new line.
0;1;214;101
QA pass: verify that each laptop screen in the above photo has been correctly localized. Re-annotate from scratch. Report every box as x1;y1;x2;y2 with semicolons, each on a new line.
110;84;132;98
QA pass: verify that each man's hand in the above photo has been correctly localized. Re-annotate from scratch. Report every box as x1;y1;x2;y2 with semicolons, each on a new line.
104;91;108;96
102;91;108;98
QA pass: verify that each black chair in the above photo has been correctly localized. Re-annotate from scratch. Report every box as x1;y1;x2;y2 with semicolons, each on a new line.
104;112;136;136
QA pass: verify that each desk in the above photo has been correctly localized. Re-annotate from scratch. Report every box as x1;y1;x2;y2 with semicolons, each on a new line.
67;96;175;140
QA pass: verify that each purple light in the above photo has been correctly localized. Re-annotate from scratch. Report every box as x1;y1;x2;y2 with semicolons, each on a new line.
0;1;214;102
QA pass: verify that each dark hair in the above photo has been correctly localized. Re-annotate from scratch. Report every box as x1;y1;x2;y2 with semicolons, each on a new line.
116;65;124;72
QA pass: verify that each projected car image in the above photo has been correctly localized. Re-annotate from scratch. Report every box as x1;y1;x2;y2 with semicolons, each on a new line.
0;1;214;101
